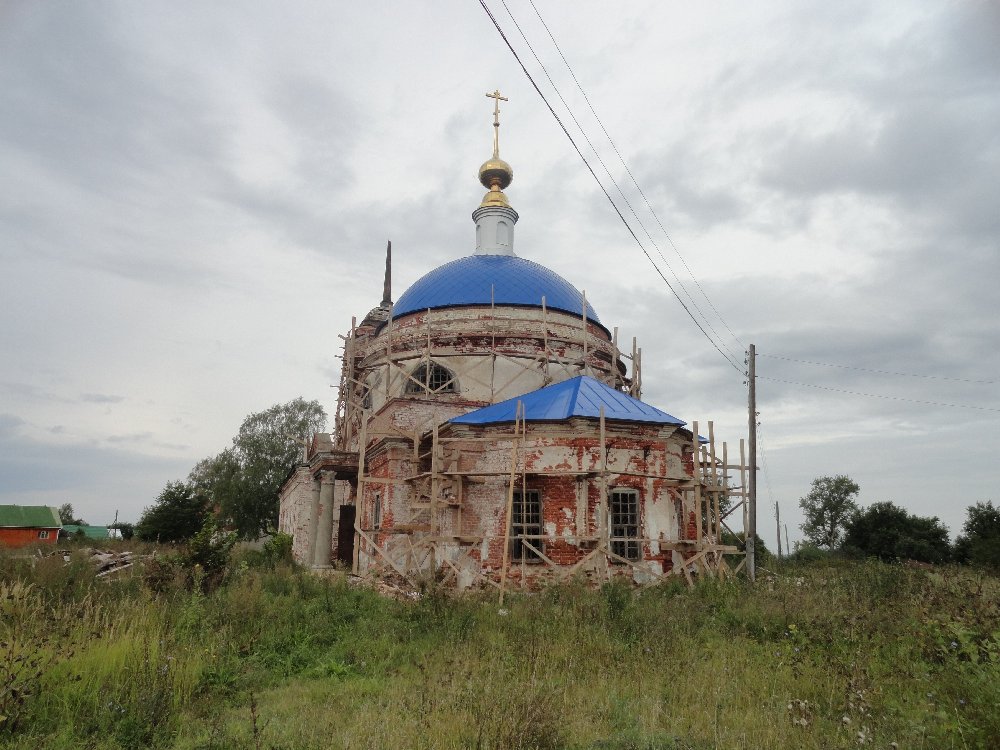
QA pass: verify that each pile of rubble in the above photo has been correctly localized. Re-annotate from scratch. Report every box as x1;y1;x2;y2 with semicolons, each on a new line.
48;547;141;577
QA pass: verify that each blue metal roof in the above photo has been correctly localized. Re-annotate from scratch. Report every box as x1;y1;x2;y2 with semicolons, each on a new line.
393;255;600;322
450;376;686;426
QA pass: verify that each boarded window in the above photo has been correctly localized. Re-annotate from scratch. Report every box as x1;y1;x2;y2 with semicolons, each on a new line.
610;488;640;561
512;489;542;562
405;362;457;394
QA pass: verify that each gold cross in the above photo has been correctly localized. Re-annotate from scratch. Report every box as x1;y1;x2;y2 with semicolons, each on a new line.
486;89;508;157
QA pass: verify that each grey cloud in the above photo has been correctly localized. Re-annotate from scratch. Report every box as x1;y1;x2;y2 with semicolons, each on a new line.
0;421;190;518
2;382;73;404
81;393;124;404
106;432;153;444
0;413;25;433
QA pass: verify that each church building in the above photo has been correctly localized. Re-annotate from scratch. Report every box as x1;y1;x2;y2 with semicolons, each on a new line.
278;92;746;588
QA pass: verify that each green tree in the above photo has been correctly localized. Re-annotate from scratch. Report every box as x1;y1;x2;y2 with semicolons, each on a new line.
212;398;326;539
110;521;134;540
799;475;860;549
57;503;85;525
953;501;1000;569
135;481;209;543
843;501;950;563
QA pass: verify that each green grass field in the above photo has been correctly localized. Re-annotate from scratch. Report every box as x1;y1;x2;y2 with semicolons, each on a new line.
1;546;998;749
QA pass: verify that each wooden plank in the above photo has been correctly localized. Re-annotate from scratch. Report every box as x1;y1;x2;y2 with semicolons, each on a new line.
709;421;719;542
740;438;749;551
355;525;413;582
692;421;702;543
558;546;602;581
498;402;522;606
429;422;439;571
519;539;561;570
598;406;609;579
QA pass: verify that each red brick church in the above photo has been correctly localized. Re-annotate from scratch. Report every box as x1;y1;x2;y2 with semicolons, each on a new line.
279;93;746;588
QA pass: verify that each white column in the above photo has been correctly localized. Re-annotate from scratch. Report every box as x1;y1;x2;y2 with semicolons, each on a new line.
313;471;336;567
306;477;320;565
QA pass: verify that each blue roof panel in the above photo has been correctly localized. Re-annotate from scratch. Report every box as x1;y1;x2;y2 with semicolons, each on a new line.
393;255;600;322
450;376;686;426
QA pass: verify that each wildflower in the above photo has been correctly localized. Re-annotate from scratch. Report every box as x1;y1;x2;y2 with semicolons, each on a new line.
856;727;869;744
951;640;958;649
842;715;851;725
498;608;509;616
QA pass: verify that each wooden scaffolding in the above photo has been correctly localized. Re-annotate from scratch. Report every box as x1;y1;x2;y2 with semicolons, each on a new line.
328;299;750;593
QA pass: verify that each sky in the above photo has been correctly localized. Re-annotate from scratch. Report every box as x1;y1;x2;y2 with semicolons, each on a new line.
1;1;998;546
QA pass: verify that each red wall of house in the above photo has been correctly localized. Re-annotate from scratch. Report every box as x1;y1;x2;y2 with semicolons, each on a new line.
0;527;60;548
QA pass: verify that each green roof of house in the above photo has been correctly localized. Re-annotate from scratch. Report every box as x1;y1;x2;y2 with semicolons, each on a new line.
61;525;110;539
0;505;61;529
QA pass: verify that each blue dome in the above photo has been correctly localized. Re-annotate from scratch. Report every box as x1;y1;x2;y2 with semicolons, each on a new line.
393;255;600;322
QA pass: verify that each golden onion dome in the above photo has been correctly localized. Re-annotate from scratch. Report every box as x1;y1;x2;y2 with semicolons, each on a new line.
478;157;513;208
479;157;513;191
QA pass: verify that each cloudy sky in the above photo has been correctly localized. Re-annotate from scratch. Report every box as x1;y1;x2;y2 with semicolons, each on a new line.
2;1;997;545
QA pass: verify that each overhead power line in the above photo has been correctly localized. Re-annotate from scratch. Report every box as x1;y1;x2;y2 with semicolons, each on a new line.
524;0;746;353
477;0;744;375
756;419;777;506
497;0;742;367
758;375;1000;413
759;353;997;385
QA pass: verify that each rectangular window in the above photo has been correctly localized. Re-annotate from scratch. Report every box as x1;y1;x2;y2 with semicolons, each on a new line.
38;530;49;539
512;489;542;562
610;488;640;561
373;492;382;530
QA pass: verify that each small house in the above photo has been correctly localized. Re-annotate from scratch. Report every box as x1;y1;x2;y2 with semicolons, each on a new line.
0;505;62;547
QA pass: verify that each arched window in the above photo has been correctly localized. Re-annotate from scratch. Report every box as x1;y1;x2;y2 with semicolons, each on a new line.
405;362;457;394
496;220;510;246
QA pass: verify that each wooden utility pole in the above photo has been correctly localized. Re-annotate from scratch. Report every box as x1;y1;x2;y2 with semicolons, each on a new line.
747;343;757;582
775;501;782;559
784;524;790;558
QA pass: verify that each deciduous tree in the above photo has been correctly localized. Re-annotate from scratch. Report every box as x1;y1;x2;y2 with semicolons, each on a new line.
211;398;326;539
953;501;1000;569
843;501;950;563
135;481;210;543
57;503;85;525
799;475;860;549
145;398;327;542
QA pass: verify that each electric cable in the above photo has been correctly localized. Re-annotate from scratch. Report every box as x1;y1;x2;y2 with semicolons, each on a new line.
756;420;777;530
497;0;743;367
758;375;1000;413
477;0;744;375
759;353;997;385
525;0;746;351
